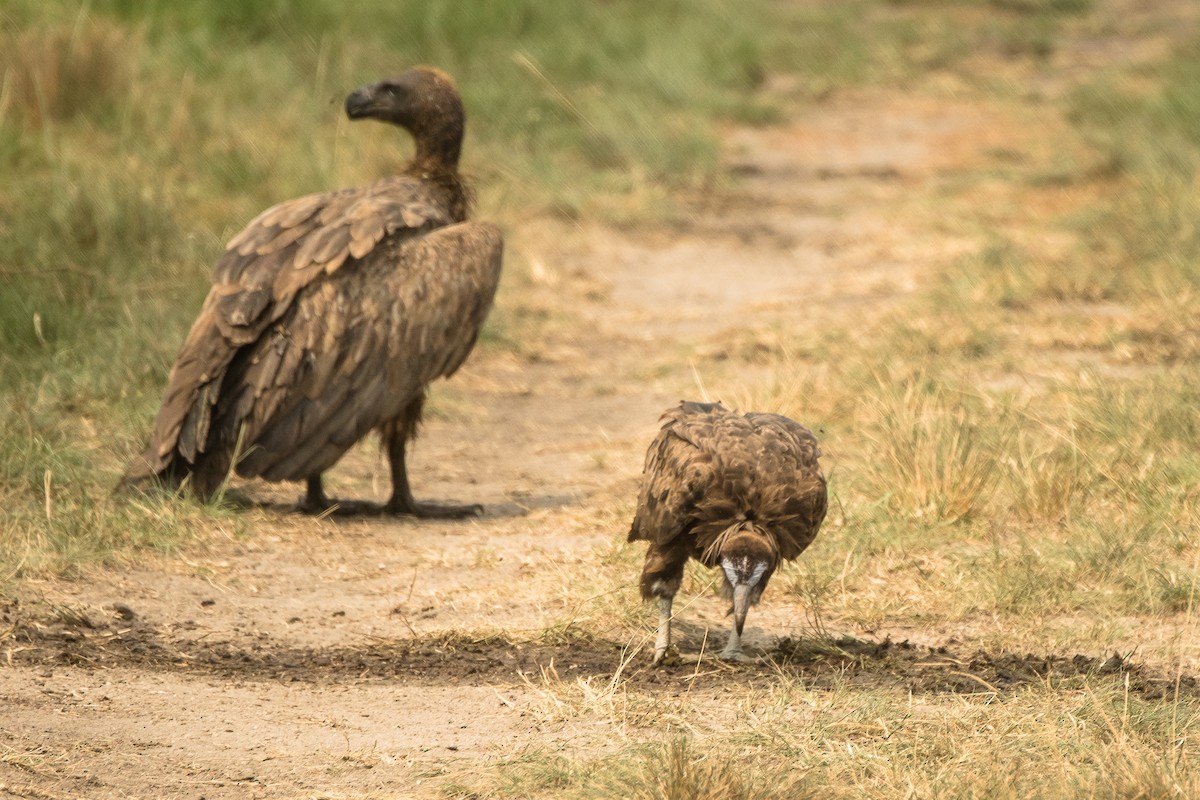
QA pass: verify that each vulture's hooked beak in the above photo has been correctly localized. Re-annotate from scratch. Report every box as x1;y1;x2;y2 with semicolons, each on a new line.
345;86;378;120
722;556;769;637
731;582;754;636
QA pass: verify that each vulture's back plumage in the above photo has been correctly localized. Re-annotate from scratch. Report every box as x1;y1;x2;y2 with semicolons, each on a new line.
123;67;502;512
629;401;827;565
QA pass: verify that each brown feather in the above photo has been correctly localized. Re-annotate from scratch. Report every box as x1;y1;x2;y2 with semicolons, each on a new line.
262;193;325;230
255;224;309;256
629;401;827;597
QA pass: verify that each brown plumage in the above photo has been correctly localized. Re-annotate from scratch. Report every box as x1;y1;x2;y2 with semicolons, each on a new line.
122;67;502;517
628;401;828;662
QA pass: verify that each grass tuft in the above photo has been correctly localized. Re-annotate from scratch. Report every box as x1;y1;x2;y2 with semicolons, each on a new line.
0;13;138;128
587;737;810;800
859;371;1011;524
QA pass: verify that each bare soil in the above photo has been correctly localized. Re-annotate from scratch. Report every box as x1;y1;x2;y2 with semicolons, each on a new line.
2;74;1195;797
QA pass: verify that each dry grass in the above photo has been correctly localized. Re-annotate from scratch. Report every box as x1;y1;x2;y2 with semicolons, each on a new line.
449;674;1200;799
583;737;811;800
858;371;1013;524
1004;425;1094;523
0;13;138;128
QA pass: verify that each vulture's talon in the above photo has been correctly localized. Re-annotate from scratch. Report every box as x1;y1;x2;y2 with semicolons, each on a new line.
297;499;335;516
297;498;381;516
651;647;679;667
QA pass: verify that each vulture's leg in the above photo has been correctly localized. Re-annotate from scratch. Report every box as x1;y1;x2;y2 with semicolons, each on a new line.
300;474;331;512
653;596;674;665
383;396;482;519
639;543;686;665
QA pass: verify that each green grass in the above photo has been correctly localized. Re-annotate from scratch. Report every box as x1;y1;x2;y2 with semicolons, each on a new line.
1062;37;1200;300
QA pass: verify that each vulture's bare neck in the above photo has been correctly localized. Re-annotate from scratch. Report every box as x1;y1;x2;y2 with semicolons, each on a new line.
411;138;460;174
406;123;470;221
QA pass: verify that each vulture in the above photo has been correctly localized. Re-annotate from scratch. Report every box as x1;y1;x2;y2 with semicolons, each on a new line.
628;401;828;663
122;67;502;517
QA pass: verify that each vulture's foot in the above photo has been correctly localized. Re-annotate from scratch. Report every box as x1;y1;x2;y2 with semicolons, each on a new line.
296;495;378;516
297;495;338;515
717;648;754;664
299;476;340;515
385;499;484;519
296;495;482;518
651;646;680;667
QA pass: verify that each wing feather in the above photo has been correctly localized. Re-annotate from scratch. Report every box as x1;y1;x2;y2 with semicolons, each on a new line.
254;223;309;256
629;402;827;563
628;404;727;547
208;220;502;483
126;175;465;485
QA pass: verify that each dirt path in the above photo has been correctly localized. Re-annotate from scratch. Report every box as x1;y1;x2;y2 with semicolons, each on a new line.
0;87;1142;798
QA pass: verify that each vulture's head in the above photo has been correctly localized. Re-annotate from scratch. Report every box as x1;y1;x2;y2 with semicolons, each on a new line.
717;523;779;638
345;67;465;165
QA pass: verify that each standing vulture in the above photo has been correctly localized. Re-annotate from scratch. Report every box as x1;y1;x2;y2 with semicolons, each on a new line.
122;67;502;517
629;401;828;663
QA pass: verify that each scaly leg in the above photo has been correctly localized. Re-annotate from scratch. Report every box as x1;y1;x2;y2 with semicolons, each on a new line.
652;596;674;665
638;542;687;664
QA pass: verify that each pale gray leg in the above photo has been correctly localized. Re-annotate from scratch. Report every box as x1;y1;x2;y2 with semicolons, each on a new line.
652;596;673;665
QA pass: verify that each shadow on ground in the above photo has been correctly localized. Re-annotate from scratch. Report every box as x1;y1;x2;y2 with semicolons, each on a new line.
199;486;580;519
5;599;1192;701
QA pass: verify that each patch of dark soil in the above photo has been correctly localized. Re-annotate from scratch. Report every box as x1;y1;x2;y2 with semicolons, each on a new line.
2;599;633;686
772;635;1196;701
4;601;1195;701
3;605;616;685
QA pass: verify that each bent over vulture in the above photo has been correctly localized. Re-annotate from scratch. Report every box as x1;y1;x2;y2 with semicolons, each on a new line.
122;67;502;517
629;401;828;663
